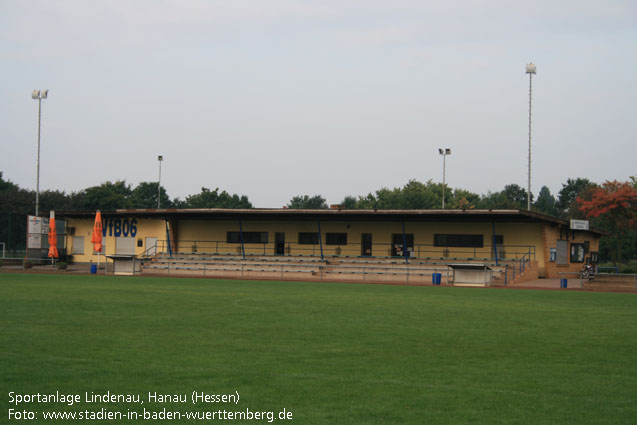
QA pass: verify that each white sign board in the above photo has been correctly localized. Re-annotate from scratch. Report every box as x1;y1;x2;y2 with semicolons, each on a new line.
27;216;49;234
570;219;590;230
28;216;42;234
28;234;42;249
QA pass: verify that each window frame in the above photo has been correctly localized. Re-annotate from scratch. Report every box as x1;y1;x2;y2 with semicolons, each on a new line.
570;243;586;263
325;233;347;245
434;234;484;248
226;231;269;244
71;236;84;255
298;232;320;245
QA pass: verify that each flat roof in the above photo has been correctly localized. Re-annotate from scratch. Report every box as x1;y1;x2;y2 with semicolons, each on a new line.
55;208;606;235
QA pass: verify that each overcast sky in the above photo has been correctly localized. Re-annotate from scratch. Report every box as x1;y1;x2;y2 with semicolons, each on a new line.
1;0;636;208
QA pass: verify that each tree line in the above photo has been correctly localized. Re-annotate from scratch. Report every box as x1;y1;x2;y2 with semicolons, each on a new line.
290;179;600;219
1;172;634;265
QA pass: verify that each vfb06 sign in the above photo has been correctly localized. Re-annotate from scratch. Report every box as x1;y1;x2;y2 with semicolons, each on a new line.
101;217;138;238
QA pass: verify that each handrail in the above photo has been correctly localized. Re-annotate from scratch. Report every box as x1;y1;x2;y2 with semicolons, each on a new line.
137;241;159;261
152;239;536;261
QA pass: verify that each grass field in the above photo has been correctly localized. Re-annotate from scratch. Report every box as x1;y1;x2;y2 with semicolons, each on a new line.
1;273;636;424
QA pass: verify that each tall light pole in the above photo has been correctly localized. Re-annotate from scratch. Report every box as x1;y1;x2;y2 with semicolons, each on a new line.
157;155;163;209
439;148;451;209
32;89;49;217
526;62;536;210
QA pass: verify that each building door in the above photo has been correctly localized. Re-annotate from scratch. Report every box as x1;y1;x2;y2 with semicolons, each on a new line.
556;240;568;265
145;237;158;256
275;232;285;255
361;233;372;256
391;233;414;257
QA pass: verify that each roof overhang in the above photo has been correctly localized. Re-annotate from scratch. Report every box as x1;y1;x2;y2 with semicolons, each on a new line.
55;208;607;236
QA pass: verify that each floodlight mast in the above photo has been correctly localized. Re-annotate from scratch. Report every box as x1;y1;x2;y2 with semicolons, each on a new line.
526;63;536;210
32;89;49;216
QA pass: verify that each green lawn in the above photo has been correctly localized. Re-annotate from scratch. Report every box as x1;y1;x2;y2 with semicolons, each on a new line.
1;273;636;424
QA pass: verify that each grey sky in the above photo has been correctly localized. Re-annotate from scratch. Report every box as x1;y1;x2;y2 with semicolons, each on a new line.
1;0;636;207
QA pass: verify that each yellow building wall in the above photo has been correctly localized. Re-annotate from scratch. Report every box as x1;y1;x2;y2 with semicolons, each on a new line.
66;218;166;263
175;219;545;261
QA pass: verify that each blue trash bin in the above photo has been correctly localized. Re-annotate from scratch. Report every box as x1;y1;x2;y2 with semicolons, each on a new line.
90;264;97;274
432;273;442;285
560;278;568;289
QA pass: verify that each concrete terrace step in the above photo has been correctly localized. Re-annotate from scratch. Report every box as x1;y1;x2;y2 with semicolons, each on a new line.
142;252;525;285
154;254;326;263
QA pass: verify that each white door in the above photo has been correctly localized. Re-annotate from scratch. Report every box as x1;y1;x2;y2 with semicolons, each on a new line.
145;237;158;256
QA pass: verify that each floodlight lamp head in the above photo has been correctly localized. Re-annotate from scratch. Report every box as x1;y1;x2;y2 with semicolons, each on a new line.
32;90;40;99
526;63;537;74
158;155;163;161
438;148;444;155
445;148;451;155
41;89;48;99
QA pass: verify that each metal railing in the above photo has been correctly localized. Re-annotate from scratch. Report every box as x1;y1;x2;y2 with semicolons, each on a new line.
153;239;536;262
558;271;637;291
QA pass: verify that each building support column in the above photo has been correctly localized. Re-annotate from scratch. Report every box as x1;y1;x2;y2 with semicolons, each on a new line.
492;222;499;266
239;220;246;260
402;221;409;264
165;221;173;258
317;221;324;261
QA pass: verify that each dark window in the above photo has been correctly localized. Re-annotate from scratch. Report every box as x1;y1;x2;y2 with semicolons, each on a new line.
391;234;414;257
226;231;269;244
326;233;347;245
392;233;414;246
434;234;483;248
570;243;585;263
298;232;320;245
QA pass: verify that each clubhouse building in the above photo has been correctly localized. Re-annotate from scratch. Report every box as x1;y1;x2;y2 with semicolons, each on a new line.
56;208;604;280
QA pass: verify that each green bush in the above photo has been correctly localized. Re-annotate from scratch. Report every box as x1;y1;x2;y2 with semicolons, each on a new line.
56;261;67;270
619;265;636;274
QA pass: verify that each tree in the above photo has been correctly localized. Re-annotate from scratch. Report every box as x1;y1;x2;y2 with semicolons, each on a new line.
578;180;637;265
396;180;441;209
503;184;531;207
339;180;479;210
340;196;358;209
130;182;172;209
349;180;445;210
179;187;252;209
77;181;133;210
287;195;328;209
0;172;33;250
448;188;481;210
479;184;531;210
533;186;557;216
0;172;32;213
39;189;81;212
557;178;593;218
